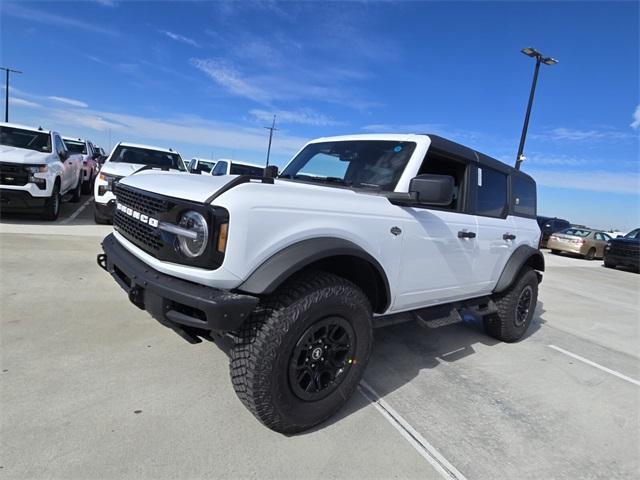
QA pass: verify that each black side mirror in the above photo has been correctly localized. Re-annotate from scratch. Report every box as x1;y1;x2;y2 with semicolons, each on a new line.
264;165;279;178
59;150;69;161
409;174;454;206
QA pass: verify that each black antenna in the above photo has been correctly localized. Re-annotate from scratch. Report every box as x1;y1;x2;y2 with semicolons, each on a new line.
1;67;23;122
264;115;278;167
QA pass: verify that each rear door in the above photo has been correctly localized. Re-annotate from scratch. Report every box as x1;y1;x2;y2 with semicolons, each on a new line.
472;165;516;292
594;232;612;257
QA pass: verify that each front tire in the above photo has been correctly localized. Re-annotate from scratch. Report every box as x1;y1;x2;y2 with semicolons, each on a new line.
230;271;373;434
70;175;82;203
41;182;60;221
484;268;538;343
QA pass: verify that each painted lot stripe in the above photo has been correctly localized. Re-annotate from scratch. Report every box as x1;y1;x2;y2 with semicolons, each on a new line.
61;197;93;225
548;345;640;387
358;381;468;480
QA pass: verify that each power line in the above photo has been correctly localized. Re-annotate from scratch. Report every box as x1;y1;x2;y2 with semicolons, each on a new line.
264;115;278;167
1;67;23;122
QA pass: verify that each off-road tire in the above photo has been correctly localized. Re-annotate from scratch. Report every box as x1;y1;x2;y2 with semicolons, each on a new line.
230;271;373;434
70;175;82;203
585;248;596;260
484;267;538;343
41;182;60;221
603;260;616;269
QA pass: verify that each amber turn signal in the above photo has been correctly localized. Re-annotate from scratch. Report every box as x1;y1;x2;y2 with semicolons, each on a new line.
217;222;228;253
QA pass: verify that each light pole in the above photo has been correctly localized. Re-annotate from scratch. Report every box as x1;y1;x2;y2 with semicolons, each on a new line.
516;47;558;170
264;115;277;167
1;67;23;122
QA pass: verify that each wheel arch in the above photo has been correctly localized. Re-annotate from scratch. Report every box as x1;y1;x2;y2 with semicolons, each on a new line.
236;237;391;313
493;245;545;293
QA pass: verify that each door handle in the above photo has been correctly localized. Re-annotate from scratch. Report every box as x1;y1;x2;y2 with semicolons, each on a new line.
458;231;476;239
503;233;516;240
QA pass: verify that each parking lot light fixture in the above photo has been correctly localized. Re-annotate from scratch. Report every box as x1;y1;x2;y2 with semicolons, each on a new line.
516;47;558;170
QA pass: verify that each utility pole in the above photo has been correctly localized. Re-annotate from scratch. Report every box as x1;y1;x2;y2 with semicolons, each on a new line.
264;115;278;167
516;47;558;170
1;67;23;122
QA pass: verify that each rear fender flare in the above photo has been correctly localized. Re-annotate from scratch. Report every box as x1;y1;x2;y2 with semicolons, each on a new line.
494;245;545;293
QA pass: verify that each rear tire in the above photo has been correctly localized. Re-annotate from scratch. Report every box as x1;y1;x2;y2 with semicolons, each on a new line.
41;182;60;221
70;175;82;203
604;260;616;269
585;248;596;260
94;207;110;225
484;268;538;343
230;271;373;434
81;175;92;194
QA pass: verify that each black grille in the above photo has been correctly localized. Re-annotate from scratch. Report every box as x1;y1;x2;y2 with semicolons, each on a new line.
0;163;29;186
609;243;639;257
114;209;163;252
114;183;168;217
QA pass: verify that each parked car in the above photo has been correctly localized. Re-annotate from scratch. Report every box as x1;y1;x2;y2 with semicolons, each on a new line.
547;228;612;260
62;137;100;194
604;228;640;272
93;142;187;224
210;159;264;176
0;122;82;220
97;133;544;433
188;157;216;174
537;216;571;248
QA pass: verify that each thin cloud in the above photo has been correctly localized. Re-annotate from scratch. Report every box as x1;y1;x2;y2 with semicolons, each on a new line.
161;30;200;48
250;109;342;127
527;169;640;195
631;105;640;129
95;0;117;6
191;58;272;103
12;98;41;108
3;3;118;36
48;96;89;108
532;127;633;142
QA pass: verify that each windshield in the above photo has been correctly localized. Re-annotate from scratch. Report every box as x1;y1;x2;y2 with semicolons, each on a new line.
624;229;640;239
198;160;215;173
0;126;51;153
280;140;416;191
64;139;87;155
561;228;592;237
109;145;185;171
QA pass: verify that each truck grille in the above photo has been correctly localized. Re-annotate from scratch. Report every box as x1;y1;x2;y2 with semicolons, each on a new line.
114;183;167;217
608;243;639;257
0;163;29;186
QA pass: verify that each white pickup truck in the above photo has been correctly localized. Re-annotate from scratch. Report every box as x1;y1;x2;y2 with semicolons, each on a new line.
98;133;543;433
62;137;99;194
0;122;82;220
93;142;188;224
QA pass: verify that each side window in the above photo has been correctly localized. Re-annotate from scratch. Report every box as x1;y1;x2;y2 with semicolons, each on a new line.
211;161;228;176
476;167;507;218
417;150;468;211
511;175;536;217
54;135;66;155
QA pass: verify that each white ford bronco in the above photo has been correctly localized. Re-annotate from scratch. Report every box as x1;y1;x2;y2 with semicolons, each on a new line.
97;134;543;433
1;122;82;220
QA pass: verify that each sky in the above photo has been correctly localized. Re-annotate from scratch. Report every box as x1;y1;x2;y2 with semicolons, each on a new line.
1;0;638;231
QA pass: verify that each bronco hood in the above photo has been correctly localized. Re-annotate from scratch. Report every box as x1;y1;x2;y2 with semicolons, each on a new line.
0;145;50;164
119;171;240;203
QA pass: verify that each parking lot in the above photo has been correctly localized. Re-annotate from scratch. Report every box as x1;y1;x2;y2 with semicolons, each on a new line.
1;196;639;480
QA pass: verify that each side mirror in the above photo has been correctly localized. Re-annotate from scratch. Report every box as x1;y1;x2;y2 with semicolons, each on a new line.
59;150;69;161
264;165;279;178
409;174;454;206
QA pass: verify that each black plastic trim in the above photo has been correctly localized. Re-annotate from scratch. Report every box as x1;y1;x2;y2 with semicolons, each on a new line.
494;245;545;293
100;233;259;337
0;189;47;210
237;237;391;311
205;174;273;204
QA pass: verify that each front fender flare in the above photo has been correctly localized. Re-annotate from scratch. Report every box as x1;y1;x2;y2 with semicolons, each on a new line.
236;237;391;309
494;245;545;293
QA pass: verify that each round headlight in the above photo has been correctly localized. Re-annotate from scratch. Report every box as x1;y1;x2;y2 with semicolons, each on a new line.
177;211;208;258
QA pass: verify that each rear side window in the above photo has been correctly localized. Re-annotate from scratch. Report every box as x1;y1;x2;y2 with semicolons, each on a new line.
476;167;507;217
511;175;536;217
230;164;264;176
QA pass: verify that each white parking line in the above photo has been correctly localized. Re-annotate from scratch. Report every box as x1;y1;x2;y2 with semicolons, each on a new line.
61;197;93;225
548;345;640;387
358;381;468;480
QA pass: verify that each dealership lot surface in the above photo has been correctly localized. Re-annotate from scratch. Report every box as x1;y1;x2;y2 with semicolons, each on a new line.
1;198;639;480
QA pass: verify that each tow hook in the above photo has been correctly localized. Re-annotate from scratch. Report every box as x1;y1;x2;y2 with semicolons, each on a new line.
96;253;107;272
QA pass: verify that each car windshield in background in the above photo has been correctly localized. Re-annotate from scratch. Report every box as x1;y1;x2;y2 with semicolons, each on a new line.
624;229;640;239
110;146;185;171
0;126;51;153
280;140;417;191
64;140;86;155
199;161;215;173
561;228;592;237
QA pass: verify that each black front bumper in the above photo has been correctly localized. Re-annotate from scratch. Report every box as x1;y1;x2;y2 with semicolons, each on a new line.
94;200;115;220
0;189;47;211
98;233;259;343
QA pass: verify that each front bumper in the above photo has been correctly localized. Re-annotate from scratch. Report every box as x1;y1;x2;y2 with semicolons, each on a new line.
94;199;115;220
0;188;47;211
604;251;640;269
98;233;259;343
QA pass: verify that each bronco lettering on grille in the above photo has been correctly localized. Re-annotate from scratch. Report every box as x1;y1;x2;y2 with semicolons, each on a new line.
116;202;159;227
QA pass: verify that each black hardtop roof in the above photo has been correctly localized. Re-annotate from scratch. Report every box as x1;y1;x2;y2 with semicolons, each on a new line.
422;133;535;182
